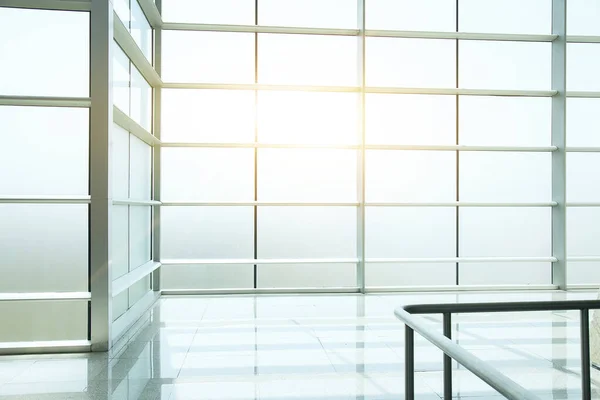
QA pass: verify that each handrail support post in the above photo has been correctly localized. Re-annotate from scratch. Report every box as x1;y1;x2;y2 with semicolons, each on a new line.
405;326;415;400
443;312;452;399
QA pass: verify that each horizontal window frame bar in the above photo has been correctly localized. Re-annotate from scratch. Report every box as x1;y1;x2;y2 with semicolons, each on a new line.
567;284;600;289
0;340;91;356
367;257;557;263
567;202;600;207
567;36;600;43
567;256;600;262
566;147;600;152
112;199;161;206
0;95;91;108
160;257;556;265
160;258;360;265
161;288;361;295
161;22;359;36
366;30;557;42
0;0;91;11
113;12;162;88
137;0;161;29
159;201;556;207
368;202;557;207
0;196;91;204
366;284;559;292
0;292;91;302
112;261;161;297
159;142;556;152
566;91;600;98
113;106;160;146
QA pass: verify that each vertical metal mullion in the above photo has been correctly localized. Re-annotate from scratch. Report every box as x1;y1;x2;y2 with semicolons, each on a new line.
253;0;259;289
90;0;113;351
455;0;460;286
151;0;162;291
356;0;366;293
551;0;567;289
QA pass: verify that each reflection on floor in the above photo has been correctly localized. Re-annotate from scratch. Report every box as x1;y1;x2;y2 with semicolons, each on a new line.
1;291;600;399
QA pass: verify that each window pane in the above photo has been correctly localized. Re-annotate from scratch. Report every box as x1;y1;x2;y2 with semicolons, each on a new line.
366;0;456;31
161;207;254;259
0;8;89;96
459;0;551;34
131;66;152;132
258;149;356;202
0;205;88;293
257;264;356;288
162;148;254;202
567;44;600;92
113;291;128;321
258;92;359;145
162;89;255;143
0;107;88;196
567;153;600;202
567;99;600;147
114;0;130;27
161;0;255;25
131;0;152;62
568;208;600;257
459;41;551;90
129;275;150;306
130;136;152;200
113;42;130;114
366;151;456;202
112;205;129;280
567;0;600;36
258;207;356;258
460;152;551;202
367;264;456;287
162;31;255;84
163;264;254;290
258;34;357;86
459;263;551;285
130;206;152;269
112;124;130;199
366;94;456;145
569;262;600;285
0;302;87;342
460;97;551;146
366;207;456;258
366;38;456;88
459;207;551;257
259;0;357;29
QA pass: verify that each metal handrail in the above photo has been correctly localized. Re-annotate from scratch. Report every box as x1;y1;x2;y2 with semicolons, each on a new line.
395;300;600;400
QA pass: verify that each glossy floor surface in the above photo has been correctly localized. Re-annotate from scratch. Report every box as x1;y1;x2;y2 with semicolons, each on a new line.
1;291;600;399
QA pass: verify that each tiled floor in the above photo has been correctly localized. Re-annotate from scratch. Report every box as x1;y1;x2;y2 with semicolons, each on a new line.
1;291;600;399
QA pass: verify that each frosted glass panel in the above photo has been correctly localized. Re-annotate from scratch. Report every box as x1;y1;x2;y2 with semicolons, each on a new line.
114;0;130;27
567;0;600;36
161;207;254;259
258;149;356;202
257;264;356;288
459;263;551;285
459;0;551;34
366;151;456;202
131;0;152;62
366;0;456;31
0;8;89;96
162;31;254;83
112;205;130;280
162;89;255;143
367;38;455;88
162;264;254;289
162;0;255;24
258;34;357;86
129;275;150;307
459;41;551;90
367;264;456;287
259;0;357;29
567;44;600;92
0;107;88;196
258;207;356;258
258;92;359;145
112;124;130;199
459;208;551;257
0;205;88;293
162;148;254;202
366;94;456;145
113;291;129;321
366;207;456;258
569;262;600;285
130;136;152;200
459;97;552;146
567;153;600;202
131;66;152;131
567;208;600;257
113;43;130;115
130;206;152;269
460;152;551;202
0;302;87;342
567;99;600;147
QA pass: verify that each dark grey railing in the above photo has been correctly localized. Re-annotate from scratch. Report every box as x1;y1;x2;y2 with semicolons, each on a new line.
395;300;600;400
